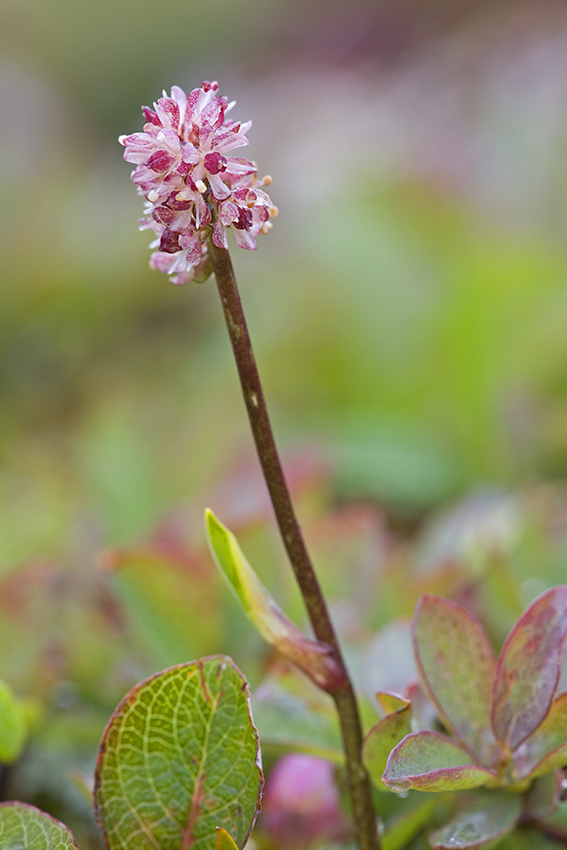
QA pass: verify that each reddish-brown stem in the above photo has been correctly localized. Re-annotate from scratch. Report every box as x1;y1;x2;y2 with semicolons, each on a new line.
210;241;380;850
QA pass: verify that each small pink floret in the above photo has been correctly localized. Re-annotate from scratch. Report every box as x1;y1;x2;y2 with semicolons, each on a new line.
120;81;275;284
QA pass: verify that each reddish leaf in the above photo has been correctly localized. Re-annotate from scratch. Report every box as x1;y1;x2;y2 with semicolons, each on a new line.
382;731;495;793
492;586;567;751
429;793;521;849
515;692;567;780
413;595;498;763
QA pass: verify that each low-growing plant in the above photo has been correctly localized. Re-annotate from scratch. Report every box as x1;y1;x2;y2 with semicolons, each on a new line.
365;587;567;847
2;78;567;850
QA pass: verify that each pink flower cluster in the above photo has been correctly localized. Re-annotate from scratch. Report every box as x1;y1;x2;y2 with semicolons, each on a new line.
119;81;277;285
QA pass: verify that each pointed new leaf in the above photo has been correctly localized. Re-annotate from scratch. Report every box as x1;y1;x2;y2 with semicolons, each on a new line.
413;595;497;764
429;793;521;849
382;731;495;793
0;680;27;763
516;692;567;780
0;803;79;849
363;698;413;792
492;585;567;750
95;656;263;850
205;510;345;690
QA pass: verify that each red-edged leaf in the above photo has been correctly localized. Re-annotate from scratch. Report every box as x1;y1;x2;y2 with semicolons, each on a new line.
492;586;567;751
382;731;495;793
429;793;521;849
0;803;79;849
363;696;412;792
94;656;263;850
413;595;498;763
515;692;567;780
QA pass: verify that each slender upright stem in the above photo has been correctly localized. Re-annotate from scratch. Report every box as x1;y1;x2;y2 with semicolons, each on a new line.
210;240;380;850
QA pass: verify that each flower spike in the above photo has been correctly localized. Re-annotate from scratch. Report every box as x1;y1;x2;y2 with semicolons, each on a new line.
120;81;277;285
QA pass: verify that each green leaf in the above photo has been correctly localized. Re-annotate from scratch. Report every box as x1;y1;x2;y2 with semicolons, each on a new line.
363;695;413;792
205;509;344;690
252;684;343;762
499;826;567;849
413;595;497;764
523;772;561;821
492;586;567;750
0;680;27;763
535;797;567;839
382;731;496;793
94;656;263;850
215;828;240;850
516;692;567;780
382;796;439;850
377;692;411;715
0;802;79;849
104;544;221;667
429;793;521;849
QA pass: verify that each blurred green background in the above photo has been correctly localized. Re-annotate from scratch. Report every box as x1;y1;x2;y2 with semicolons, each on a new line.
3;0;567;563
2;0;567;844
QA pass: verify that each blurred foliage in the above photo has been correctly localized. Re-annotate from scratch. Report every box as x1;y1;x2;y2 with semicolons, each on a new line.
3;0;567;847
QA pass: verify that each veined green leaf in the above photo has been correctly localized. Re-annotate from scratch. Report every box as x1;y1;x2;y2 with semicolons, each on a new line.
0;803;78;849
94;656;263;850
205;509;344;691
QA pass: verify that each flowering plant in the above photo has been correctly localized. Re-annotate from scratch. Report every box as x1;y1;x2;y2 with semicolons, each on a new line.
4;78;567;850
0;80;378;850
119;81;277;284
